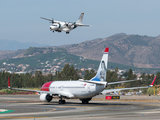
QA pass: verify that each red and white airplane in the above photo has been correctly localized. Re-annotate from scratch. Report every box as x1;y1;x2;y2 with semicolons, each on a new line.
8;47;156;104
40;13;90;34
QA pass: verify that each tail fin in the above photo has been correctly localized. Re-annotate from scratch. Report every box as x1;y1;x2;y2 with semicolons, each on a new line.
8;77;10;88
91;47;109;82
76;13;84;24
150;76;156;87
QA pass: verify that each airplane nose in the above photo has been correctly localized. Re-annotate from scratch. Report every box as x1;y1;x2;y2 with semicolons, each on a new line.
50;26;53;30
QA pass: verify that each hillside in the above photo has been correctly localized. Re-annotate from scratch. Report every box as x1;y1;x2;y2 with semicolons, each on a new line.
0;47;133;74
59;33;160;68
1;33;160;69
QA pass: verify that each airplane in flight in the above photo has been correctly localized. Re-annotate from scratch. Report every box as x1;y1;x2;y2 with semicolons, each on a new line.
8;47;156;104
40;13;90;34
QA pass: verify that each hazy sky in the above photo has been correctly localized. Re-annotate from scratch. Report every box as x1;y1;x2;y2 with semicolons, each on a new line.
0;0;160;46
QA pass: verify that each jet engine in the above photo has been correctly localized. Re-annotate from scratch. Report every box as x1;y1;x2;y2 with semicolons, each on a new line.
50;23;60;30
40;93;52;102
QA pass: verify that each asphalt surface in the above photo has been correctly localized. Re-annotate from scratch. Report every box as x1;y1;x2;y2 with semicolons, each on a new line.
0;95;160;120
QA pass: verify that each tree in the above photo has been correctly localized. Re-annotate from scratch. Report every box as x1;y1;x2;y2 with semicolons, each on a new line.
156;72;160;85
115;67;119;73
34;71;44;87
84;69;96;80
106;70;118;88
56;64;81;80
124;69;137;88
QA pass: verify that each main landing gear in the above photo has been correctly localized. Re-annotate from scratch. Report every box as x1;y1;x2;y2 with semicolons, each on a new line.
79;98;92;104
59;100;65;104
66;32;69;34
58;96;66;104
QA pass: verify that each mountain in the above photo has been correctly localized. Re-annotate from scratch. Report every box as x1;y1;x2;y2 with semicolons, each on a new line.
59;33;160;68
0;39;49;51
0;47;135;74
1;33;160;69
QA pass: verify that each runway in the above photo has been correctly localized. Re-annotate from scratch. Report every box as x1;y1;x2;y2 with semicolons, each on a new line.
0;95;160;120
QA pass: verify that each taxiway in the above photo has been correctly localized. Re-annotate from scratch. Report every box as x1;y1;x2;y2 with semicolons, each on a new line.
0;95;160;120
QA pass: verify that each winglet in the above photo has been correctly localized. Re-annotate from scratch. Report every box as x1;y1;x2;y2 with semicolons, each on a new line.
8;77;10;88
150;76;156;87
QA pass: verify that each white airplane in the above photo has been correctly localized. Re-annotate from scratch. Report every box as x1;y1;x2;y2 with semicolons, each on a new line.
8;47;156;104
40;13;90;34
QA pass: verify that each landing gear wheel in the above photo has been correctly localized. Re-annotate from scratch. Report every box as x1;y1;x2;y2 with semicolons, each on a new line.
66;32;69;34
80;98;92;104
62;100;65;104
82;100;85;104
58;100;66;104
59;100;62;104
82;100;88;104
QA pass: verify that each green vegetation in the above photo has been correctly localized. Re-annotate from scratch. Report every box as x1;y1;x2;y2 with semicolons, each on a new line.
0;48;137;71
0;65;160;95
84;69;96;80
0;47;160;74
24;47;43;56
56;64;81;80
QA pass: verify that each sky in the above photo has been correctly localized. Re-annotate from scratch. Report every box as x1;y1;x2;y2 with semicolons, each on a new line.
0;0;160;46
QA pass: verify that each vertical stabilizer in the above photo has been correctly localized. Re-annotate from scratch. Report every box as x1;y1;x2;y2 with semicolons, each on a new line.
150;76;156;87
91;48;109;82
76;13;84;24
8;77;10;88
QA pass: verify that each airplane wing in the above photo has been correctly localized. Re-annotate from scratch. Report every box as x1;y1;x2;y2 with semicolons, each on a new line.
79;79;107;85
75;23;90;27
102;86;149;93
40;17;60;23
108;79;142;85
79;78;141;86
40;17;52;21
101;76;156;94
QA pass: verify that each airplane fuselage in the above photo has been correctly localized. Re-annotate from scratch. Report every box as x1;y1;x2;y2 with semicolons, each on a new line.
50;21;77;33
41;81;106;99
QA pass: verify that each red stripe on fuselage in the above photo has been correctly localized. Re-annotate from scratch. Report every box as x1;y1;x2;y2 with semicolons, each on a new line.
40;81;53;91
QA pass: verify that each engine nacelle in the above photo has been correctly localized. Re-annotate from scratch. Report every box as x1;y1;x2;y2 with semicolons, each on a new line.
50;23;60;30
40;93;52;102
